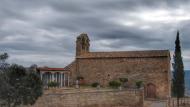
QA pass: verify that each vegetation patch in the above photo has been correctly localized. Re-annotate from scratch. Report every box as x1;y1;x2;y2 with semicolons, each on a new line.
136;81;143;89
109;80;121;88
48;81;59;87
91;82;100;87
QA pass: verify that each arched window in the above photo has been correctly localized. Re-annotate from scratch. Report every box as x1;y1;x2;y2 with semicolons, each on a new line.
81;37;86;49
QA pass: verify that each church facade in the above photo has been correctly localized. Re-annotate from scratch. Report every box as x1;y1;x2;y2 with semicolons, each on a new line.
66;33;171;99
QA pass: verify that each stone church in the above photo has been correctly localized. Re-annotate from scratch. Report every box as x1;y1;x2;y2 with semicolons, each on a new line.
64;33;171;99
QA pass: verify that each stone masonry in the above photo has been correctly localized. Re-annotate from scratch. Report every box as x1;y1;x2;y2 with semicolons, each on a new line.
24;89;144;107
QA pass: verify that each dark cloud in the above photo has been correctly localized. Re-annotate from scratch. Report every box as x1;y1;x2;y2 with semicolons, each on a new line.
0;0;190;69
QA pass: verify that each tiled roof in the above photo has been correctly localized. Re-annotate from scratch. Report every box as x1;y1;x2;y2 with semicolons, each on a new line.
38;67;65;71
76;50;170;59
64;60;76;71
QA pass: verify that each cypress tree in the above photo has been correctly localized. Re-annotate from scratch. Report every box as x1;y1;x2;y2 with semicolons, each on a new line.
172;31;185;106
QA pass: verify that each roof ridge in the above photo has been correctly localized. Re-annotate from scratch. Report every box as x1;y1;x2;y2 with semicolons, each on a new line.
89;50;169;53
77;50;170;59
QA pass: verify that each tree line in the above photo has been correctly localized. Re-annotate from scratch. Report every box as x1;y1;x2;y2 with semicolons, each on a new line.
0;53;43;107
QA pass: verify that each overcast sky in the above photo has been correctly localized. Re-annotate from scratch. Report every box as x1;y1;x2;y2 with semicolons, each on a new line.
0;0;190;69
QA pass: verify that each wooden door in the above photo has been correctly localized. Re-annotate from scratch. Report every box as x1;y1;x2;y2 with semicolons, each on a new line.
146;83;156;98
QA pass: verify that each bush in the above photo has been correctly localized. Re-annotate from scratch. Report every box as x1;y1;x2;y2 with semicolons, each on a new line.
91;82;99;87
119;78;128;83
48;81;59;87
119;78;128;88
136;81;143;88
77;76;84;80
109;80;121;88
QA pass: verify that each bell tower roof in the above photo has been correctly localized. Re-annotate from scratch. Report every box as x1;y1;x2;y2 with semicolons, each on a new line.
77;33;89;41
76;33;90;56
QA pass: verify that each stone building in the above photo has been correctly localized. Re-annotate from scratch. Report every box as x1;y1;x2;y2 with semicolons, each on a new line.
65;33;171;99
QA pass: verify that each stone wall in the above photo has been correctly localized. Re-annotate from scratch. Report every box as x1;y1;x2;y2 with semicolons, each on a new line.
76;57;171;99
24;89;143;107
144;99;169;107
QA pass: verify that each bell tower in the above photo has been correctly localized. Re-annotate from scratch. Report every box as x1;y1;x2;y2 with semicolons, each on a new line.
76;33;90;56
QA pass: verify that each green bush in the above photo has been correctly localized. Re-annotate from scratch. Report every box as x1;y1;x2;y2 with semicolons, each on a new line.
91;82;99;87
109;80;121;88
48;81;59;87
136;81;143;88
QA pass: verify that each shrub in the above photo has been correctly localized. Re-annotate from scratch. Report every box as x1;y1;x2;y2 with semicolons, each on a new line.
136;81;143;88
109;80;121;88
119;78;128;88
77;76;84;80
91;82;99;87
119;78;128;83
48;81;59;87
